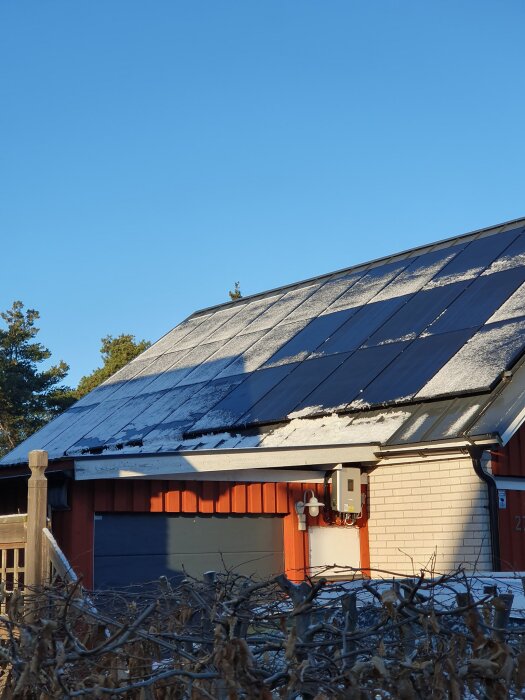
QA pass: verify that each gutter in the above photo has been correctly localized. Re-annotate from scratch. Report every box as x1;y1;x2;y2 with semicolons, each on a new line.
469;446;501;571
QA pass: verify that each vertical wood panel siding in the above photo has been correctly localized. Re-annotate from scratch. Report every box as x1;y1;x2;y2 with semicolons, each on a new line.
499;490;525;570
52;478;370;588
492;424;525;477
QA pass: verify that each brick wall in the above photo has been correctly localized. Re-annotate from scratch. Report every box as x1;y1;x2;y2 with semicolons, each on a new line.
367;456;492;575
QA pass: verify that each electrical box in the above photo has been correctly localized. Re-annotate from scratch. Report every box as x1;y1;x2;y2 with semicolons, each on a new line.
331;467;361;514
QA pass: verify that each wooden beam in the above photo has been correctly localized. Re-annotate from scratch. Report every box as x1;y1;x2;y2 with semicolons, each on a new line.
25;450;48;588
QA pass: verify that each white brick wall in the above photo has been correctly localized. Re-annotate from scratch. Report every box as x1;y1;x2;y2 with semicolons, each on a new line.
367;456;492;575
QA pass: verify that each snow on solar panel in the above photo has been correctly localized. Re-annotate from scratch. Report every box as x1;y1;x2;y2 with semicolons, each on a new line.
417;318;525;399
360;329;477;405
191;364;300;432
107;341;225;399
262;309;355;367
363;283;470;347
204;294;283;343
424;267;525;335
371;246;461;302
142;375;248;444
487;283;525;324
279;272;364;324
238;285;319;334
108;384;211;448
171;303;250;350
1;403;98;463
424;227;522;291
214;321;307;377
292;342;408;414
481;228;525;275
236;353;351;426
174;329;267;386
316;297;407;356
139;314;212;360
320;259;410;314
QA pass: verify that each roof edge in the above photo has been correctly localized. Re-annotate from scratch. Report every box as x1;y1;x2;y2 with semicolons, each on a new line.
189;215;525;318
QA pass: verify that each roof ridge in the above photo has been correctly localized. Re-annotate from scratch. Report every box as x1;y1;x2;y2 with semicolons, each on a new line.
191;215;525;318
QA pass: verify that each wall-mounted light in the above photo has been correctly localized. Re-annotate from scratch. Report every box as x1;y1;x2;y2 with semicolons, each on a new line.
295;489;324;530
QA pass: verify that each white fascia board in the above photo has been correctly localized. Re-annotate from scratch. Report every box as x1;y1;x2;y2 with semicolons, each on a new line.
495;477;525;492
73;444;379;481
125;469;325;483
501;406;525;446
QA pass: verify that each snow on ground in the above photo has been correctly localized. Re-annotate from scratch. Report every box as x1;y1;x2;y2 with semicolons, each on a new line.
314;570;525;619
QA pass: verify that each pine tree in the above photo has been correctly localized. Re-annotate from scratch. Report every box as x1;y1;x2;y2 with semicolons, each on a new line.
229;282;242;301
75;334;151;399
0;301;73;455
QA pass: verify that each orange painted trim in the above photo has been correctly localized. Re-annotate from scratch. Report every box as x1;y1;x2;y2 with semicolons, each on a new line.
165;483;182;512
358;484;370;577
199;482;216;514
149;482;166;512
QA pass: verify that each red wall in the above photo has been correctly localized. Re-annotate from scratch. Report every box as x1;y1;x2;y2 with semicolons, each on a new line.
52;479;369;589
491;425;525;569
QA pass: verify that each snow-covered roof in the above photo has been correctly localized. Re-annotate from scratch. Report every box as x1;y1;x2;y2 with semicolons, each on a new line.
4;216;525;467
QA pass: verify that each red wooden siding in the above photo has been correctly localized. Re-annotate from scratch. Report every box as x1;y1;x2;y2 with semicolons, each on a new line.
491;424;525;477
499;490;525;570
491;425;525;569
52;478;370;589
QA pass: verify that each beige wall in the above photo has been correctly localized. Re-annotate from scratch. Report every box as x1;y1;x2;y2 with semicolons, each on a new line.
367;456;492;575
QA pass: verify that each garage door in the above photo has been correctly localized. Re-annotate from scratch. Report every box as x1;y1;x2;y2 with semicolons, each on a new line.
94;513;284;587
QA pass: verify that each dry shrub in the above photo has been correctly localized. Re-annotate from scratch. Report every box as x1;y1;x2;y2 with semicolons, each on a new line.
0;568;524;698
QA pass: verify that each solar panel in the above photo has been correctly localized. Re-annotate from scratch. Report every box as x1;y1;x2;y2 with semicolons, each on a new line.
145;374;248;442
364;282;472;347
239;285;319;334
293;342;408;412
428;226;522;283
206;294;284;342
190;364;301;432
262;309;355;367
323;259;410;314
360;329;477;405
110;384;211;447
236;353;352;425
371;245;466;303
483;228;525;273
281;272;364;324
417;318;525;398
173;304;246;350
317;297;409;356
425;266;525;335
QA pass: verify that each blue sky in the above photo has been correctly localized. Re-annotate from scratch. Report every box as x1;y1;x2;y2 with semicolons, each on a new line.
1;1;524;385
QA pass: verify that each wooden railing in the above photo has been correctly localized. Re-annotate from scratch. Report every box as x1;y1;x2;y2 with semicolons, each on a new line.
0;514;27;595
43;527;78;586
0;450;77;599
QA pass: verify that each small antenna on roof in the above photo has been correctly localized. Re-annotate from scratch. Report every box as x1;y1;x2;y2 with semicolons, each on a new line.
228;282;242;301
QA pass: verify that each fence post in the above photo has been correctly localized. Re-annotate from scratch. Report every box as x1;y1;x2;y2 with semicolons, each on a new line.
25;450;48;589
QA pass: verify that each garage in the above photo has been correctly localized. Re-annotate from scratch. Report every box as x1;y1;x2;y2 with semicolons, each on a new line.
94;513;285;587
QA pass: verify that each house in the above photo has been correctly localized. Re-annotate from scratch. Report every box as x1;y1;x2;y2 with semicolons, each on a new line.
3;216;525;587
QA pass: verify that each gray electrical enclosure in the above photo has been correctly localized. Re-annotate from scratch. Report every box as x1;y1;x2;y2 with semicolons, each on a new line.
331;467;361;514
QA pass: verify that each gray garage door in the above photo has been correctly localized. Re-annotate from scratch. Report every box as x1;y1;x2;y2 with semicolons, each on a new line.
94;513;284;588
